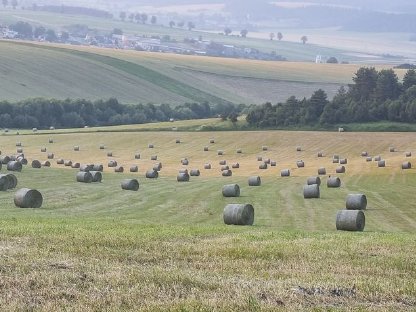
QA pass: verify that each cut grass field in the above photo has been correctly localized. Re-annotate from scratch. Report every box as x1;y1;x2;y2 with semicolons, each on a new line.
0;122;416;310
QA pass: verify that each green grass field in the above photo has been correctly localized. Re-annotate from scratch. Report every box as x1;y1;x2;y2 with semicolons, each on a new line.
0;122;415;310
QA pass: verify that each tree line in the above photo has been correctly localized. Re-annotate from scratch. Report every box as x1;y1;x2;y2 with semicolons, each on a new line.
0;98;244;129
246;68;416;127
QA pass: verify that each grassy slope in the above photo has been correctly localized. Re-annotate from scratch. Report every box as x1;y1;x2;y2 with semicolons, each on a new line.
0;123;416;309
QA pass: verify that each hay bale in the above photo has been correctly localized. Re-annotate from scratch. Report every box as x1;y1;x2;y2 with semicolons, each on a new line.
107;152;113;157
219;160;227;165
389;147;395;152
99;144;105;149
303;184;320;198
130;165;138;172
150;155;158;160
332;158;339;164
336;210;365;231
317;152;323;157
270;161;277;166
153;163;162;171
7;161;22;172
108;160;117;167
121;179;140;191
346;194;367;210
296;146;302;151
16;147;23;153
296;160;305;168
14;188;43;208
361;151;368;157
374;155;381;161
222;184;240;197
92;164;103;172
248;176;261;186
223;204;254;226
318;167;326;175
31;160;41;169
203;146;209;151
145;170;158;179
209;139;215;144
135;153;141;159
64;160;72;167
90;171;102;182
0;175;10;191
259;163;268;169
16;142;22;147
181;158;189;165
76;171;93;183
179;169;188;174
177;172;190;182
222;170;232;176
405;151;412;157
47;153;54;159
48;138;53;143
17;157;27;165
56;158;64;165
402;161;411;169
5;174;17;189
257;156;263;161
280;169;290;177
264;158;271;164
204;163;211;169
221;165;229;171
327;176;341;188
339;158;348;164
217;150;224;156
74;146;80;151
41;161;51;167
41;147;47;152
336;166;346;173
378;160;386;167
190;169;200;176
80;164;93;172
148;144;154;148
262;146;268;151
307;176;321;186
176;139;181;144
333;154;339;160
236;149;242;154
231;163;239;169
71;162;80;169
0;156;10;164
114;166;124;173
366;157;372;162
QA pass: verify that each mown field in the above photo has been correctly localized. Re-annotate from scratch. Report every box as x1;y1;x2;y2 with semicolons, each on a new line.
0;40;407;105
0;123;415;310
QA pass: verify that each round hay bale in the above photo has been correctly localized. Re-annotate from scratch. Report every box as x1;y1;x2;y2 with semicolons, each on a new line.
374;155;381;161
41;161;51;167
259;163;268;169
248;176;261;186
74;146;79;151
339;158;348;164
262;146;268;151
130;165;138;172
148;144;154;148
9;155;17;161
405;151;412;157
366;157;372;162
31;160;41;168
336;166;346;173
5;174;17;189
203;146;209;151
153;163;162;171
204;163;211;169
48;138;53;143
327;176;341;188
296;146;302;151
17;158;27;165
107;152;113;157
217;150;224;156
222;184;240;197
402;161;411;169
0;175;10;191
317;152;323;157
176;139;181;144
221;165;229;171
307;176;321;186
47;153;54;159
90;171;102;182
64;160;72;167
361;151;368;157
333;154;339;160
281;169;290;177
92;164;103;172
177;172;190;182
231;163;239;169
7;161;22;172
303;184;320;199
145;170;158;179
16;142;22;147
223;204;254;226
134;153;141;159
80;164;93;172
296;160;305;168
389;147;395;152
71;162;80;169
108;160;117;167
257;156;263;161
99;144;105;149
236;149;242;154
121;179;139;191
270;161;277;166
76;171;93;183
190;169;200;176
378;160;386;167
219;160;227;165
56;158;64;165
41;147;47;152
336;210;365;231
332;158;339;164
222;170;232;177
114;166;124;173
181;158;189;165
318;167;326;175
150;155;158;161
264;158;271;164
209;139;215;144
346;194;367;210
0;156;10;164
179;169;188;174
14;188;43;208
16;147;23;153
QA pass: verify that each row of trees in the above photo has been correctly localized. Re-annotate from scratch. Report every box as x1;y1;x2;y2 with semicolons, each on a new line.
246;68;416;127
0;98;244;129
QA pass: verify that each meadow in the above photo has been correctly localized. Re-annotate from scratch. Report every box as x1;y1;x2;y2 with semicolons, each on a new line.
0;122;415;310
